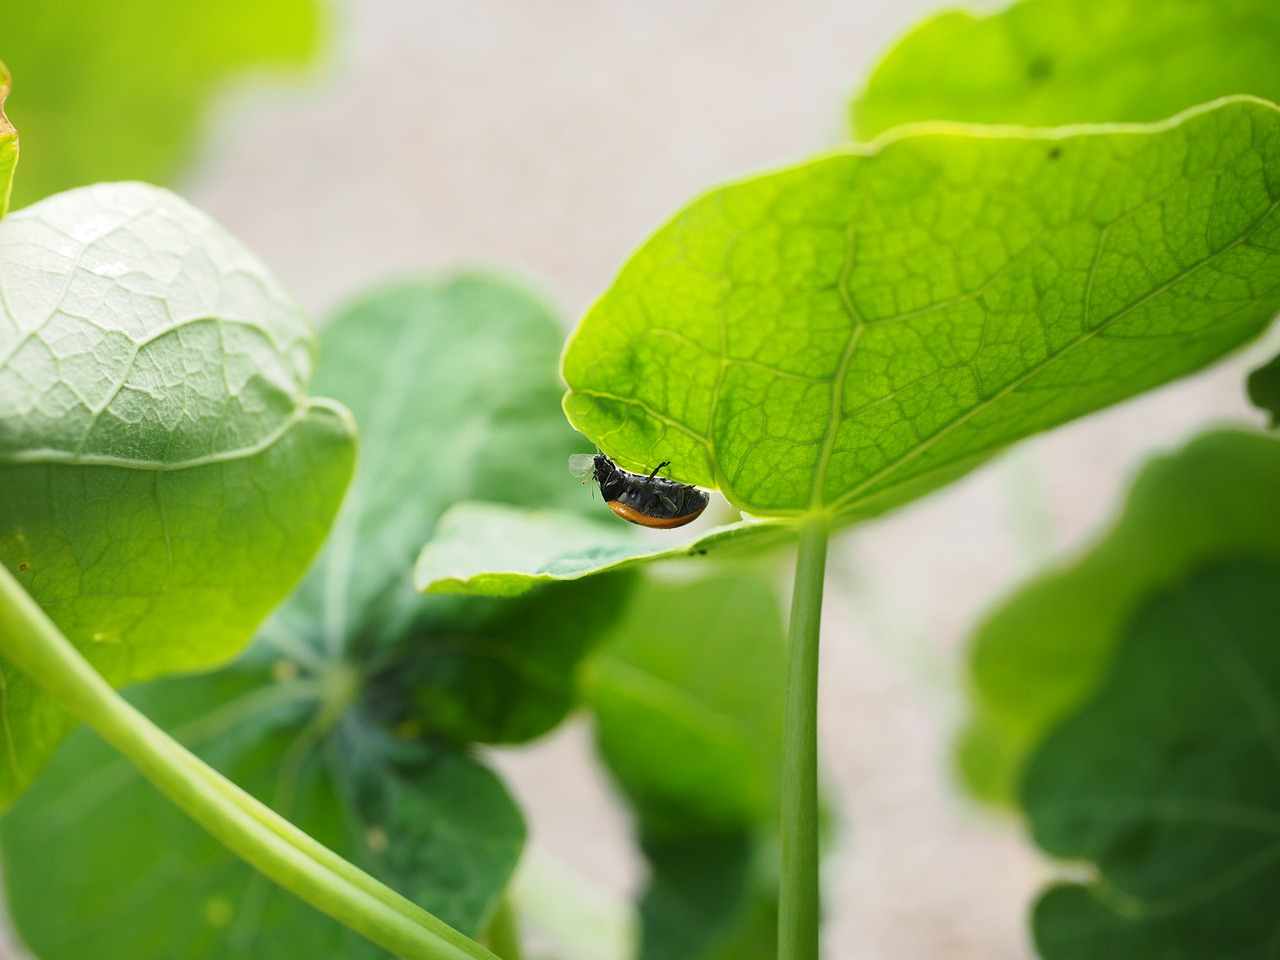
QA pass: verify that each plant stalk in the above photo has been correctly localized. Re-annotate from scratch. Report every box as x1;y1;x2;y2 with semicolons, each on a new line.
484;897;524;960
779;519;828;960
0;564;494;960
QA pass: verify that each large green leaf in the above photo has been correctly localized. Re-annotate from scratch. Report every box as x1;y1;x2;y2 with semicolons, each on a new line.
1023;559;1280;959
0;0;321;208
0;658;524;960
0;62;16;217
959;429;1280;806
852;0;1280;140
584;574;785;960
562;97;1280;525
414;501;791;597
0;182;356;805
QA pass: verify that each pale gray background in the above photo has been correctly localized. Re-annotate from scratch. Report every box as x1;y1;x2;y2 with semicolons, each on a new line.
11;1;1278;957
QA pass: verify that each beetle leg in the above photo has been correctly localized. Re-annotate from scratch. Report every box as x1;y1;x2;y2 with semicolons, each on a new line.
647;460;671;480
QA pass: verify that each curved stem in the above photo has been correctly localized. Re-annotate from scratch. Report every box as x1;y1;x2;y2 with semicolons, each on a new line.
778;519;828;960
0;565;495;960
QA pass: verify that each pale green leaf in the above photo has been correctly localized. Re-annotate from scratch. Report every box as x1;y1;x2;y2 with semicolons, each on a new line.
1024;559;1280;958
414;501;791;597
563;98;1280;522
0;183;356;805
959;429;1280;806
0;0;321;207
853;0;1280;139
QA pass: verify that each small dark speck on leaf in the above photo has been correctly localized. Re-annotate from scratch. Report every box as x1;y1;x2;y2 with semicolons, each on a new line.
18;562;29;572
695;549;708;556
1048;147;1061;160
1028;54;1053;81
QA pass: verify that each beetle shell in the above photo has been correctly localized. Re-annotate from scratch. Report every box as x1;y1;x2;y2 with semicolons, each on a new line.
575;453;710;528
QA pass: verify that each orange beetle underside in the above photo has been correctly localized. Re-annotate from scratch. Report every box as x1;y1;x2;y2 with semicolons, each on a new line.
606;499;706;529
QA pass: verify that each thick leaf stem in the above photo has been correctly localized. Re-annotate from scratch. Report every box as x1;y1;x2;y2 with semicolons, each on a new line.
779;519;828;960
0;565;495;960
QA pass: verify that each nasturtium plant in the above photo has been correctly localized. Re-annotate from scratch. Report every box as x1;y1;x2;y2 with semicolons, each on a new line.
0;181;357;805
959;429;1280;807
0;273;637;957
583;574;786;960
562;97;1280;524
852;0;1280;138
1023;558;1280;958
0;0;322;207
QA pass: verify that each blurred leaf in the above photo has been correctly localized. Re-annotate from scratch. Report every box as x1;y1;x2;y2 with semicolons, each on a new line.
853;0;1280;139
366;574;633;745
276;275;585;652
586;574;785;960
638;832;777;960
414;501;792;597
1246;352;1280;425
0;182;356;806
562;98;1280;523
0;0;321;207
0;661;523;959
1023;559;1280;959
0;62;16;216
585;575;786;834
959;429;1280;806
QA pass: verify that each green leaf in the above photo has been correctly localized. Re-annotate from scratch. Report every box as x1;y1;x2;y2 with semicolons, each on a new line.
277;275;586;651
1246;352;1280;425
584;574;786;960
562;97;1280;523
0;182;356;805
852;0;1280;139
273;275;622;745
414;501;792;597
585;574;786;834
1022;559;1280;959
959;429;1280;806
0;0;321;208
0;660;524;960
637;832;777;960
0;62;17;217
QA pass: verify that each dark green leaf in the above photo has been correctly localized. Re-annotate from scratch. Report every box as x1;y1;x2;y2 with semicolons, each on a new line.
638;832;777;960
414;501;792;597
852;0;1280;139
585;575;786;834
1246;352;1280;426
586;574;786;960
1024;559;1280;959
563;98;1280;525
0;662;523;959
0;0;321;207
0;183;356;805
959;429;1280;806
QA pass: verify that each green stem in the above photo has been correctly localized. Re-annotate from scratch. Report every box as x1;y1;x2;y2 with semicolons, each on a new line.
0;565;494;960
778;519;828;960
484;897;524;960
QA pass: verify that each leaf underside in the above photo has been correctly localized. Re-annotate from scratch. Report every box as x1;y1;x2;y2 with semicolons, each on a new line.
563;98;1280;522
0;183;356;805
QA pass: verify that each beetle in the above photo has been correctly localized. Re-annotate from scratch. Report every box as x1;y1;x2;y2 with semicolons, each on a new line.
569;453;710;528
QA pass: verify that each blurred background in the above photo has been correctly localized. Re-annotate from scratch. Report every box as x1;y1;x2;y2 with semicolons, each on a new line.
2;1;1277;958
